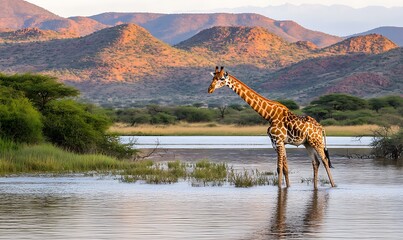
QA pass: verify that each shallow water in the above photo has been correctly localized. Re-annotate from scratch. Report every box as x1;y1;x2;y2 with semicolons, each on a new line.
122;136;373;149
1;149;403;240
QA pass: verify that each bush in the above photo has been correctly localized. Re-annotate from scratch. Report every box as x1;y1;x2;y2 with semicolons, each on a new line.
0;87;43;143
151;112;176;124
320;118;339;126
174;106;214;122
277;99;299;110
42;100;111;153
224;109;267;126
371;128;402;160
304;93;369;121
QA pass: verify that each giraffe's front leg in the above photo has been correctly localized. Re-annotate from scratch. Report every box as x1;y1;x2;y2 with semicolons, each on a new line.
275;142;287;188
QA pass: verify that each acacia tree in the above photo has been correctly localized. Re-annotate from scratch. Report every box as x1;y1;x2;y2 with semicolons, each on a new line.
304;93;369;121
0;73;79;111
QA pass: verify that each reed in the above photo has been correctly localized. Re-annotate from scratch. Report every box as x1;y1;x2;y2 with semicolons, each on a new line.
1;142;283;188
191;160;228;186
121;160;187;184
229;168;276;187
0;143;126;175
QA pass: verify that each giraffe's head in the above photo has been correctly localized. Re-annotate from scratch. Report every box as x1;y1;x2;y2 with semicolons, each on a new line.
208;66;229;94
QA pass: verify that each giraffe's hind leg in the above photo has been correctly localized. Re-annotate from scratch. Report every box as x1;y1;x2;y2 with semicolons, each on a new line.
283;152;290;188
314;147;336;187
305;144;320;189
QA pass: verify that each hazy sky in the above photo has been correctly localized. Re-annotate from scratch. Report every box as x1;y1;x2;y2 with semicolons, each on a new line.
26;0;403;17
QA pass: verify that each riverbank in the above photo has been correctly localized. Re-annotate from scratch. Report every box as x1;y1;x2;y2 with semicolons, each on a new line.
109;123;381;136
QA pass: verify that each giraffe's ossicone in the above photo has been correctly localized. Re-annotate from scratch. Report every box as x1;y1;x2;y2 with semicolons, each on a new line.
208;66;335;189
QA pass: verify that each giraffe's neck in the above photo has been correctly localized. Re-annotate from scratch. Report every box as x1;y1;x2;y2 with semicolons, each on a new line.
226;74;288;122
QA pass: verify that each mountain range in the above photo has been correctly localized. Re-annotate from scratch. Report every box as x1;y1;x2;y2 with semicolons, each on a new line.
0;0;402;106
216;4;403;37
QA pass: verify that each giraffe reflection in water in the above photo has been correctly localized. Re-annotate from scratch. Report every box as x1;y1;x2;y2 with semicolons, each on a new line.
268;189;329;239
258;189;329;239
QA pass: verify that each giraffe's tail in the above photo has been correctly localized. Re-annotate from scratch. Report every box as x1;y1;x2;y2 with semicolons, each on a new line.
323;129;334;168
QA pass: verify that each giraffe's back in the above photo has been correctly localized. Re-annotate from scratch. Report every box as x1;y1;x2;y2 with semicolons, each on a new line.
284;112;324;146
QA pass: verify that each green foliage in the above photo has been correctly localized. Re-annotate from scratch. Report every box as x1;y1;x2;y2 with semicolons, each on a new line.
0;137;20;153
191;160;228;186
369;96;403;113
277;99;299;110
0;73;79;110
0;72;136;159
0;143;128;175
151;112;176;124
228;104;245;111
224;108;266;125
305;94;402;126
331;110;380;125
0;86;43;143
99;135;138;160
174;106;214;122
371;127;402;160
42;99;111;153
304;93;369;121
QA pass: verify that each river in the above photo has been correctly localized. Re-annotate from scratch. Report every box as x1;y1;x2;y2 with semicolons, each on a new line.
1;137;402;239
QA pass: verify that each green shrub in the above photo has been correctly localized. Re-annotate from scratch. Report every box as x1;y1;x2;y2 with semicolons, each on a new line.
174;106;214;122
320;118;339;126
371;128;402;160
276;99;299;110
42;99;111;153
0;87;43;143
151;112;176;124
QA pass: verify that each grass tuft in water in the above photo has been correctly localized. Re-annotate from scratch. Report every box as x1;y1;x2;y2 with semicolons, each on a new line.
191;160;227;186
121;160;187;184
229;168;277;187
301;177;331;186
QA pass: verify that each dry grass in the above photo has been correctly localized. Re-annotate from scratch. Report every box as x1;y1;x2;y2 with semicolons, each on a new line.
324;125;383;136
109;123;387;136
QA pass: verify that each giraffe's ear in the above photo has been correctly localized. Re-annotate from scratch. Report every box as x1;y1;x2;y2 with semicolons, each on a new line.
210;72;215;77
224;71;228;77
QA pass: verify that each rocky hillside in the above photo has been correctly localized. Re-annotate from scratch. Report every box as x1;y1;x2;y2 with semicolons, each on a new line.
260;47;402;102
0;22;400;105
176;26;312;69
0;24;211;81
349;26;403;46
321;34;399;54
0;28;75;43
90;12;342;47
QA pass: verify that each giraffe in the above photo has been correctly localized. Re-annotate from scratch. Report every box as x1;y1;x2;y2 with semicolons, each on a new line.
208;66;335;189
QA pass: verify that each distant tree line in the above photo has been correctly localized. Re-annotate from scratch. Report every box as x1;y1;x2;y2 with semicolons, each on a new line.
114;94;402;127
0;73;136;159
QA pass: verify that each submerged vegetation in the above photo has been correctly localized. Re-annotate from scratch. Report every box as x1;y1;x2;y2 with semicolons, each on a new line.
0;139;276;187
121;159;277;187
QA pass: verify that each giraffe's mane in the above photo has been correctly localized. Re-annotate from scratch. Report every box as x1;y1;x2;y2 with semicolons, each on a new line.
229;74;289;110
